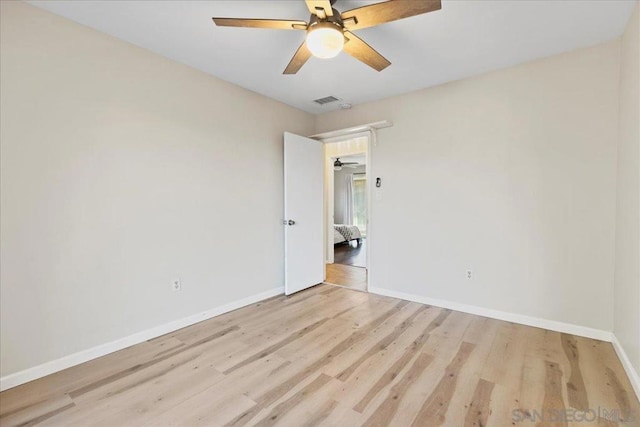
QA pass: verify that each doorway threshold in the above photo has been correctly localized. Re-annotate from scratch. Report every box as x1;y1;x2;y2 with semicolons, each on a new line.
322;282;368;293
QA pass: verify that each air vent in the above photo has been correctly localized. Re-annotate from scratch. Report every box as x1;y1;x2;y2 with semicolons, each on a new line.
313;96;340;105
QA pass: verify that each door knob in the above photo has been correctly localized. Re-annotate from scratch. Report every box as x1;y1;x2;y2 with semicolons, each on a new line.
287;220;295;226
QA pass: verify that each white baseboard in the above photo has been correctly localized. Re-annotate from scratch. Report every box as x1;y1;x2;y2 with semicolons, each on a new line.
368;287;613;342
0;286;284;392
611;334;640;402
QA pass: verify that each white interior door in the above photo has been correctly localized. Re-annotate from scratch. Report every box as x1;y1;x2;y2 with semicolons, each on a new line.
284;132;324;295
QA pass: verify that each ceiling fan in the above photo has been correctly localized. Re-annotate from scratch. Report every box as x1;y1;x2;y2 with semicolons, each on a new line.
212;0;441;74
334;158;360;170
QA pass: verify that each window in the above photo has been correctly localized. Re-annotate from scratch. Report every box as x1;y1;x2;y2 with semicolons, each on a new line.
352;173;366;236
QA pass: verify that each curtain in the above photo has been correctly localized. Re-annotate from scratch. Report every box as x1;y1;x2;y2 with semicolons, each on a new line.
344;174;354;225
352;176;367;234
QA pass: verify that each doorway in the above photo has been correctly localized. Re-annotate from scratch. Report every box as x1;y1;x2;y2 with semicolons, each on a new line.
323;135;370;291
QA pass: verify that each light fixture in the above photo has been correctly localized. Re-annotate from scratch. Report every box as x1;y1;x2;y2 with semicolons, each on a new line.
333;158;343;171
306;22;344;59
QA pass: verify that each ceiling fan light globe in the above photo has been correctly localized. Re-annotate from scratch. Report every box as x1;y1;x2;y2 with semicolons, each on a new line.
306;24;344;59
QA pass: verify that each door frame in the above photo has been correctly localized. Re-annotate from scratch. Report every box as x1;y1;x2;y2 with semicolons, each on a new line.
319;131;373;291
325;151;367;264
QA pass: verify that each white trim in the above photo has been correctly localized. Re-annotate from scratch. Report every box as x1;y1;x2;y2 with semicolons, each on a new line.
369;286;613;342
310;120;392;140
322;281;367;293
325;151;336;264
365;131;373;279
611;334;640;402
320;130;372;145
0;286;284;392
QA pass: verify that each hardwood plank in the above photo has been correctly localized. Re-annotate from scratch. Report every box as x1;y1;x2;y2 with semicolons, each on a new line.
410;341;476;426
72;350;202;404
68;325;238;399
605;367;631;422
223;318;330;374
321;312;432;413
464;378;495;427
145;393;257;427
353;307;447;413
222;300;412;426
0;395;75;427
539;360;568;427
524;328;567;368
336;305;430;381
0;340;162;416
480;322;530;392
353;322;433;413
232;289;367;350
561;333;589;411
40;354;228;426
303;398;339;426
442;315;503;426
141;355;291;426
249;301;413;409
362;352;434;426
486;383;520;427
517;357;547;424
252;373;333;427
577;335;640;423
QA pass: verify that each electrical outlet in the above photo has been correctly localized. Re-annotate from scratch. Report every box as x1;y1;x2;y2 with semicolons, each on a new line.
172;279;182;291
466;270;472;280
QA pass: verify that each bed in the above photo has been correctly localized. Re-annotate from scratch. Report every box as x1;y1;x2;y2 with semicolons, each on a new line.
334;224;362;245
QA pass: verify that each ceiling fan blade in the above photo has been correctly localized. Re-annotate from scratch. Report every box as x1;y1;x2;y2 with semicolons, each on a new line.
305;0;334;18
343;31;391;72
341;0;441;31
283;41;312;74
212;18;308;30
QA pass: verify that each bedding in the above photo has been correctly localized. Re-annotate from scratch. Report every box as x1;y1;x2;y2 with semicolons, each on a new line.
334;224;362;244
334;229;346;244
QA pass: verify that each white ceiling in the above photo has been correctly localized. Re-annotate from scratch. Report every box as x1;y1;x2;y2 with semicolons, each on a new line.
30;0;636;114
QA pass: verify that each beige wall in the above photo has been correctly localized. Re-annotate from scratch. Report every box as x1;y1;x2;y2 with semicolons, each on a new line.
614;4;640;379
316;41;621;332
0;1;314;377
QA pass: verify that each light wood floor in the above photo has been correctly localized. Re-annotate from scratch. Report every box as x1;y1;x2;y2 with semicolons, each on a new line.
1;285;638;426
325;263;367;291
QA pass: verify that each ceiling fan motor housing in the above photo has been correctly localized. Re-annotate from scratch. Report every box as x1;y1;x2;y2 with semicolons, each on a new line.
308;10;343;28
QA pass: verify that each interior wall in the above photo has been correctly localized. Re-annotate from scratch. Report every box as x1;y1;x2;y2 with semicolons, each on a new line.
334;165;366;224
0;1;314;378
316;40;621;332
614;4;640;379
